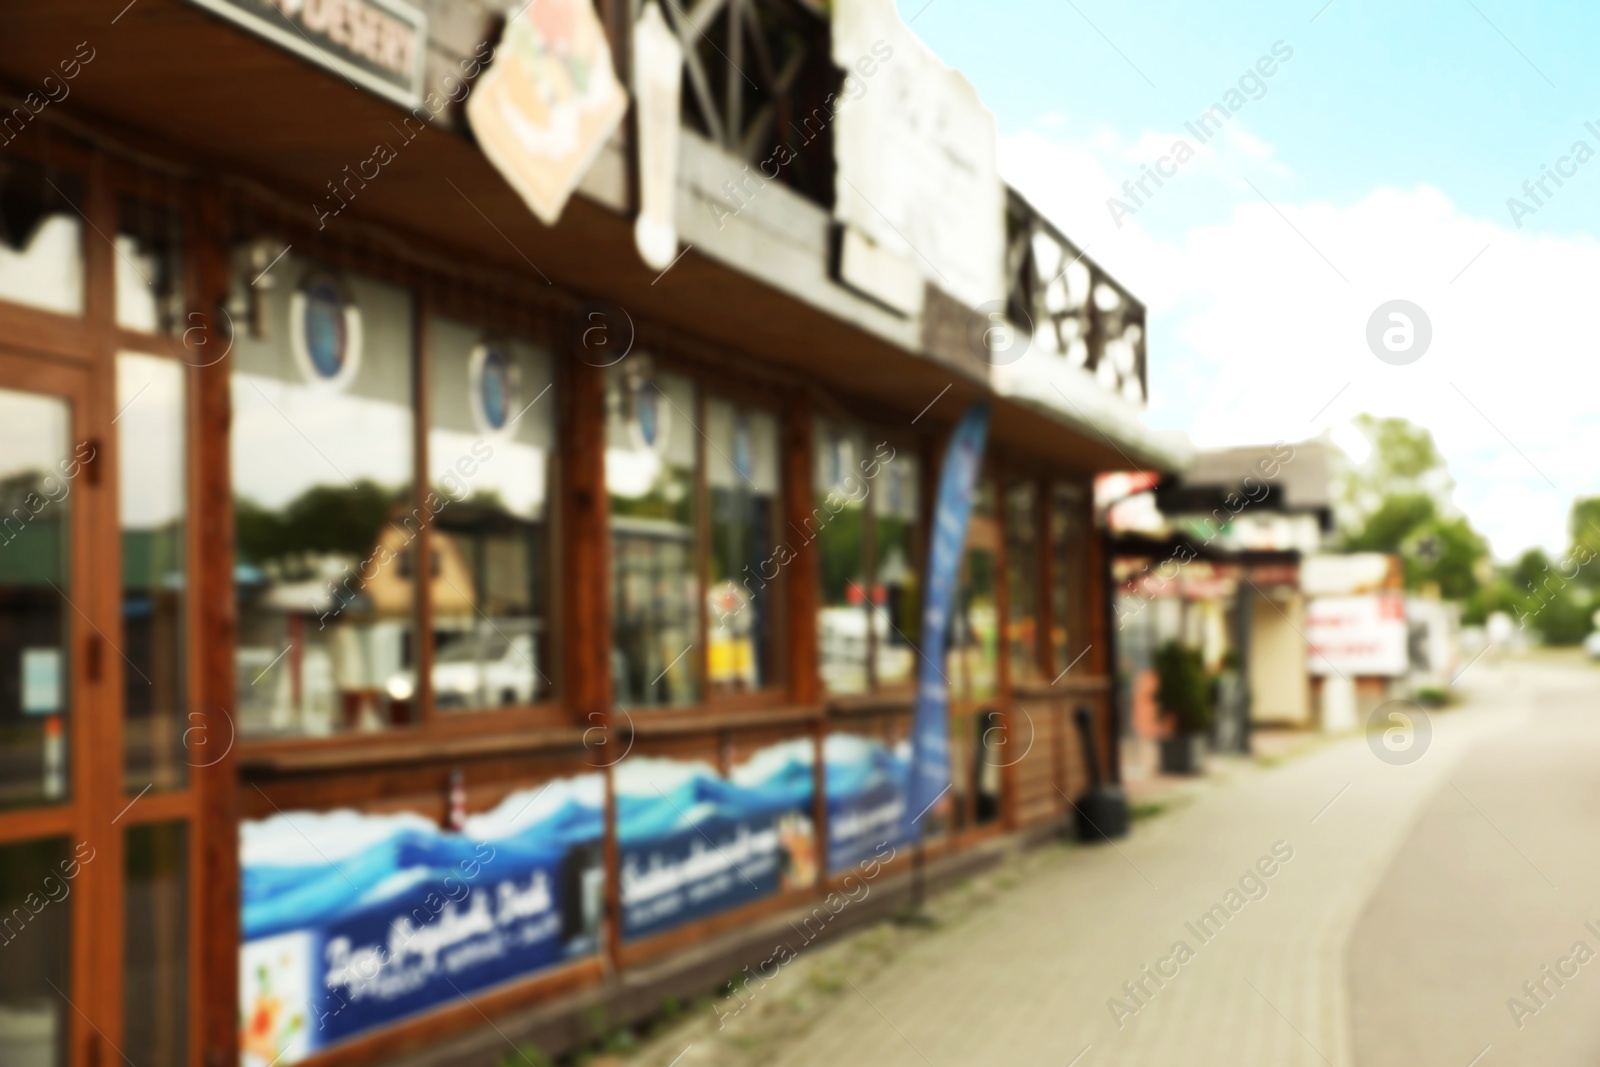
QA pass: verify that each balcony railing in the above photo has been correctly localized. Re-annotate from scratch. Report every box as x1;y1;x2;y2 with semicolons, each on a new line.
664;0;838;207
1004;186;1147;406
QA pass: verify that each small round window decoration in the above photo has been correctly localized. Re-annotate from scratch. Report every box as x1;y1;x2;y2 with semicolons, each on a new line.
627;376;670;455
469;341;521;436
289;273;362;390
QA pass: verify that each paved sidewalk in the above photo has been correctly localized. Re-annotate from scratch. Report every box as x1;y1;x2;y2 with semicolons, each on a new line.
753;669;1532;1067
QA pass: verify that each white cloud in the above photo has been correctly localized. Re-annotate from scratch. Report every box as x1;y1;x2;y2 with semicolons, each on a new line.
1000;124;1600;558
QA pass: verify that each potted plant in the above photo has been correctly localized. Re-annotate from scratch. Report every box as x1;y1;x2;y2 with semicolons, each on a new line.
1155;641;1213;775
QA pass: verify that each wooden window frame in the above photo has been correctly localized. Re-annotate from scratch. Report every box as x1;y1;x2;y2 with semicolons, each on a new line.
222;215;580;768
602;347;797;721
0;147;213;1067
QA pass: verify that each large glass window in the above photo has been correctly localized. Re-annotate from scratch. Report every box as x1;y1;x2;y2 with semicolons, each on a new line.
124;822;188;1067
115;197;185;336
1004;480;1041;685
813;421;868;695
705;399;779;695
1051;483;1087;672
0;837;71;1067
230;250;416;737
953;478;999;701
813;423;918;696
0;389;74;808
606;358;698;708
0;159;82;317
119;354;187;790
872;449;920;689
426;317;556;711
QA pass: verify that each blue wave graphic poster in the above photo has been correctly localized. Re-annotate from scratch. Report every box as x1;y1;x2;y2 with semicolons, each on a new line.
239;775;604;1066
824;734;911;873
240;738;832;1062
617;740;818;941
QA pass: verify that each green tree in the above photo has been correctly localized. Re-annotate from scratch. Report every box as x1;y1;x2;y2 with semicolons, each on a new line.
1341;415;1453;522
1338;416;1487;602
1568;497;1600;570
1341;492;1436;554
235;480;400;575
1406;514;1489;601
1471;544;1597;644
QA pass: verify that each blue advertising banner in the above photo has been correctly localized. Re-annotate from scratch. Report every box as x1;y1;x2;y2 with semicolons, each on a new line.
616;741;818;941
824;734;911;874
906;403;990;837
239;777;604;1066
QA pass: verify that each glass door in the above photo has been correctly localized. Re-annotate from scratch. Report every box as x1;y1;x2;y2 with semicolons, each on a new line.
112;348;194;1067
0;354;97;1067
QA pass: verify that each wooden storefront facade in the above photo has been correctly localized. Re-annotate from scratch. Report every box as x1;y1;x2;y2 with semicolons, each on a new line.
0;4;1169;1066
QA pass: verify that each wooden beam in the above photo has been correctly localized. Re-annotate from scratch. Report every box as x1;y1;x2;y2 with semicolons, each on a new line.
559;349;615;970
190;178;241;1067
782;393;819;706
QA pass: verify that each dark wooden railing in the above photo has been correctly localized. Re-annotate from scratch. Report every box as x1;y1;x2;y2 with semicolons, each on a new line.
660;0;838;207
1004;187;1148;405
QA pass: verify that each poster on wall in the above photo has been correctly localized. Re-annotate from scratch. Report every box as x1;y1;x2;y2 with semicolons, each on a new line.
239;775;605;1066
617;740;817;941
466;0;629;227
824;734;911;874
1305;594;1408;677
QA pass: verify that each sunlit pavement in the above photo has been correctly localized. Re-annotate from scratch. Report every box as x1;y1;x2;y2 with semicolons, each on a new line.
1350;658;1600;1067
750;659;1597;1067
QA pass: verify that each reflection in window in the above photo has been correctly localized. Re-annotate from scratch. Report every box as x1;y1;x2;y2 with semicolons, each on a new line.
115;197;185;335
119;354;187;791
607;359;698;708
813;424;915;695
0;389;76;808
125;822;188;1067
974;708;1003;824
1051;484;1086;671
945;711;971;838
813;421;868;695
953;479;999;701
0;159;82;316
872;450;919;689
230;250;416;737
1004;481;1040;684
426;317;555;711
706;400;778;695
0;837;71;1067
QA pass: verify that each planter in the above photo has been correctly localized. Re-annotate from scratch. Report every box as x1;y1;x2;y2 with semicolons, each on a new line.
1160;734;1206;775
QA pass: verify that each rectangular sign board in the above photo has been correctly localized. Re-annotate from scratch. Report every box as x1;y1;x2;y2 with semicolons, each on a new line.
189;0;426;108
1306;594;1408;677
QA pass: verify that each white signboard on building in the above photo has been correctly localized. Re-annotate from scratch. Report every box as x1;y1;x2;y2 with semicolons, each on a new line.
1306;595;1408;677
831;0;1005;313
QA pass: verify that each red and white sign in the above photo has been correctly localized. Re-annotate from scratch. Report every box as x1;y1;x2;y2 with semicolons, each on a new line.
1306;595;1407;677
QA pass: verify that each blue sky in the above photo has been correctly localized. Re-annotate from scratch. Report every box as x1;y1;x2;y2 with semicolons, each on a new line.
898;0;1600;557
903;0;1599;238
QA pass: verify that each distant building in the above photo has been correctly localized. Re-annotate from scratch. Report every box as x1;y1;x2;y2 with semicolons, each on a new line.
1109;440;1335;765
1111;438;1456;765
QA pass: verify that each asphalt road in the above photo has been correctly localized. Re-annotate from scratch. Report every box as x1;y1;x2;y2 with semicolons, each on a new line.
1348;658;1600;1067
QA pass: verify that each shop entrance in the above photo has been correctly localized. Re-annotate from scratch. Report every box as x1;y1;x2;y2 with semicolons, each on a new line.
0;311;199;1066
